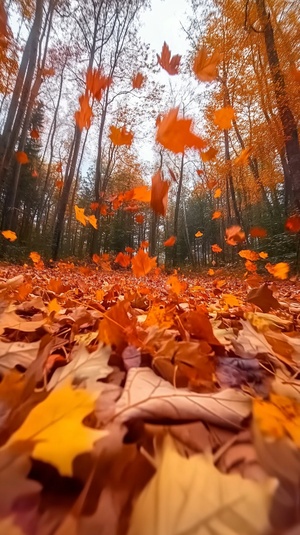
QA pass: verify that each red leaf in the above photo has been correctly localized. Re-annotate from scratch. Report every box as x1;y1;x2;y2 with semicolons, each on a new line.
157;42;181;75
150;170;169;217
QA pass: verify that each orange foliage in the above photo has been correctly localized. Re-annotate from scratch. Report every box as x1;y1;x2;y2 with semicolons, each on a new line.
214;188;222;198
115;252;131;268
164;235;176;247
213;107;235;130
135;214;144;224
265;262;290;280
131;249;157;277
30;129;39;139
195;231;203;237
74;94;92;130
15;151;29;164
238;250;260;261
86;68;111;100
150;170;169;216
285;215;300;233
200;147;218;162
109;125;133;146
156;107;206;154
212;211;222;220
2;230;17;242
211;244;222;253
157;42;181;75
225;226;245;246
132;72;145;89
250;227;267;238
192;47;222;82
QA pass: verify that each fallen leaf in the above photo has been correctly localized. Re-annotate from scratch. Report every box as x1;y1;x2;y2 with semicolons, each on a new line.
246;283;280;313
157;42;181;75
253;394;300;447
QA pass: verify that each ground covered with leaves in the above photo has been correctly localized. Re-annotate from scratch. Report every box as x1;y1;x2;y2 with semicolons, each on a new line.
0;262;300;535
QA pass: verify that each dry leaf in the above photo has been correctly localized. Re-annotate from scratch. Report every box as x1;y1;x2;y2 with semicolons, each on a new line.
193;46;223;82
131;249;157;278
157;42;181;75
213;106;235;130
150;170;169;216
1;230;17;242
163;236;176;247
109;125;133;146
156;107;205;154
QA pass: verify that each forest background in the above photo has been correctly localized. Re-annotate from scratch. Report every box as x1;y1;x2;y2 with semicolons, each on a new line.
0;0;299;274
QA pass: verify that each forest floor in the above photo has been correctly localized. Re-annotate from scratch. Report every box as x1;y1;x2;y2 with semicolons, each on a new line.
0;262;300;535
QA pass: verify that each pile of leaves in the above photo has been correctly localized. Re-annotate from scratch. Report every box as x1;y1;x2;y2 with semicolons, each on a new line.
0;262;300;534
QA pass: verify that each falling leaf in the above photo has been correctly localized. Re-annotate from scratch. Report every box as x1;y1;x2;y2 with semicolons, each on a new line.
85;214;98;229
131;249;157;278
125;246;135;254
15;151;29;164
196;169;204;176
115;252;131;268
167;274;187;295
109;125;133;146
245;260;257;272
201;147;218;162
212;244;222;253
212;210;222;220
208;268;215;275
74;93;92;130
131;185;151;202
30;129;39;139
132;72;145;89
150;170;169;216
214;187;222;198
90;202;99;211
29;251;41;263
5;383;107;476
128;435;276;535
135;214;144;224
164;235;176;247
140;241;149;249
213;106;235;130
223;293;240;307
113;367;251;426
157;42;181;75
195;230;203;237
86;68;112;100
55;179;63;189
259;251;268;259
226;225;246;245
250;226;267;238
285;215;300;233
253;394;300;447
192;46;223;82
48;298;61;314
1;230;17;242
156;107;206;154
239;249;260;261
265;262;290;280
74;205;87;226
234;147;252;165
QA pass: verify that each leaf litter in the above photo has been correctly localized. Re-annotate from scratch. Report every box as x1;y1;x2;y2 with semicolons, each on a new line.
0;262;300;534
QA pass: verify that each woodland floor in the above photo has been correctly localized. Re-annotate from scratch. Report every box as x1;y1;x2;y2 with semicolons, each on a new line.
0;262;300;535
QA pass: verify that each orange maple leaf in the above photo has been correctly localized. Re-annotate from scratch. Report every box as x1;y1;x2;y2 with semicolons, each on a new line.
167;274;187;295
125;246;135;254
214;188;222;198
285;215;300;233
150;170;169;217
213;107;235;130
195;231;203;237
157;42;181;75
212;211;222;220
74;94;92;130
225;225;245;246
2;230;17;242
90;202;99;211
250;226;267;238
193;47;222;82
86;68;112;100
74;205;87;226
109;125;133;146
92;254;101;264
29;251;41;263
115;252;131;268
211;244;222;253
239;249;260;261
156;107;206;154
15;151;29;164
164;235;176;247
131;185;151;203
132;72;145;89
131;249;157;277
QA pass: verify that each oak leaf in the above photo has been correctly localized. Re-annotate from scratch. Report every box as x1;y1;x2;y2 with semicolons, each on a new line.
109;125;133;146
157;42;181;75
150;170;169;216
164;235;176;247
213;106;235;130
131;248;157;277
6;383;107;476
192;46;223;82
15;151;29;164
132;72;145;89
1;230;17;242
128;434;276;535
156;107;205;154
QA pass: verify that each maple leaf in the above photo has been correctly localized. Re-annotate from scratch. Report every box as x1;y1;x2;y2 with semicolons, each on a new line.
48;297;61;315
92;253;101;264
5;383;107;476
1;230;17;242
74;93;92;130
239;249;260;261
98;300;138;352
192;46;223;82
195;230;203;237
90;201;99;211
164;235;176;247
86;67;112;100
253;394;300;447
212;210;222;220
213;106;235;130
109;125;133;146
135;214;144;224
125;246;135;254
200;147;218;162
85;214;98;229
259;251;268;259
211;243;222;253
250;226;267;238
265;262;290;280
128;435;276;535
285;215;300;233
167;274;187;295
140;240;149;249
157;42;181;75
156;107;205;154
132;72;145;89
74;204;87;226
131;248;157;277
131;185;151;202
150;170;169;216
246;283;280;313
226;225;246;245
15;151;29;164
234;147;252;165
30;128;39;139
115;252;131;268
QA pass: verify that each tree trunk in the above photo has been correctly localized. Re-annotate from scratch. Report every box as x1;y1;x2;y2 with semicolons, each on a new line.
172;152;184;267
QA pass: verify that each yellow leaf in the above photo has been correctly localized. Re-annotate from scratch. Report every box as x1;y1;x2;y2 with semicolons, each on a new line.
195;230;203;237
6;384;107;476
1;230;17;242
253;394;300;447
86;214;98;229
223;293;240;307
265;262;289;280
74;205;87;226
214;188;222;199
48;298;61;314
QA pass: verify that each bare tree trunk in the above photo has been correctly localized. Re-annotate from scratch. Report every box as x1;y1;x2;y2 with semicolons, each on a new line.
172;152;184;267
